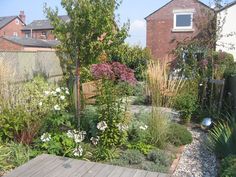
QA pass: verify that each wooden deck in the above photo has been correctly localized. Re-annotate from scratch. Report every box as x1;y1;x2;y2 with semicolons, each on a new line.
3;154;170;177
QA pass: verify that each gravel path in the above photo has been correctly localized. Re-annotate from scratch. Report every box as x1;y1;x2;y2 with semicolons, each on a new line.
173;128;218;177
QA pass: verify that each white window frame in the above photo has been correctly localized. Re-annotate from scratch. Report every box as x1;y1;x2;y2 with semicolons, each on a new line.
13;32;18;37
15;18;19;25
172;9;195;31
173;12;193;30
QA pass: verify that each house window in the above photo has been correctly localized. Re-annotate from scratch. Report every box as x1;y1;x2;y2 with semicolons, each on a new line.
13;32;18;37
15;19;19;25
173;10;194;31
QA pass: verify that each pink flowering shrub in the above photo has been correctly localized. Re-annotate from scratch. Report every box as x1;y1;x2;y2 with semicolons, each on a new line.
91;62;137;85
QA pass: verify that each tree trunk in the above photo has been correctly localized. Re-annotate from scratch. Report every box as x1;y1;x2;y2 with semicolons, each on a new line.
76;56;81;129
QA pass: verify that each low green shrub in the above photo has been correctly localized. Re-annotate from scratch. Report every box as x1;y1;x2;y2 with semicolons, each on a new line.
127;119;149;143
80;106;99;139
127;142;154;155
0;142;31;173
141;161;169;173
35;130;87;159
110;158;129;167
174;93;197;123
93;147;119;161
121;149;145;165
220;155;236;177
0;76;70;144
167;123;193;146
146;149;171;167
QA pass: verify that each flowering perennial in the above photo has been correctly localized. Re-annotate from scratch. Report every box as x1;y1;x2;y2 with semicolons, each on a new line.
40;133;51;142
73;145;83;157
97;121;108;131
90;136;100;145
139;124;148;130
117;123;128;132
66;130;86;143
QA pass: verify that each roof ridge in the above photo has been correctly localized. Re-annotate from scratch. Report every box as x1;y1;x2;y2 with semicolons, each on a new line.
145;0;214;20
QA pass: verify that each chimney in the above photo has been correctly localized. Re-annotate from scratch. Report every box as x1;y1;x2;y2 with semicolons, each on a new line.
19;11;25;23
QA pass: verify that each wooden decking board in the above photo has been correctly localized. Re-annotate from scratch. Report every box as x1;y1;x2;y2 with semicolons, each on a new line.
46;159;87;177
3;154;50;177
94;164;116;177
33;157;73;177
133;169;149;177
146;171;159;177
18;155;59;177
119;168;138;177
107;166;125;177
82;163;107;177
3;154;169;177
158;173;170;177
69;161;96;177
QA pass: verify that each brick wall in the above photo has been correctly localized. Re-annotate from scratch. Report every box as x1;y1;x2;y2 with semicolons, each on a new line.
0;17;25;37
23;30;55;40
0;38;22;50
146;0;213;60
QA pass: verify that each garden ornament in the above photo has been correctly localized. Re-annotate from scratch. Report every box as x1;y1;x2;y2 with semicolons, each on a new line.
201;117;212;130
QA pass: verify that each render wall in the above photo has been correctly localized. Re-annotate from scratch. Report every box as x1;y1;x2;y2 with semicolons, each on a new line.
217;5;236;61
0;51;62;83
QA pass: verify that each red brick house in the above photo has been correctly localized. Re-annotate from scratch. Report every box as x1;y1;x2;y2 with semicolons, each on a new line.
0;11;26;37
145;0;214;60
0;36;59;51
22;15;69;40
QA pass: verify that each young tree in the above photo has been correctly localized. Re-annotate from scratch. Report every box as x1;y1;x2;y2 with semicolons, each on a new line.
44;0;129;128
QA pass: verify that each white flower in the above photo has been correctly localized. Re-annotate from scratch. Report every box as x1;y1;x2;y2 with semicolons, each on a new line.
139;124;148;130
90;136;99;145
67;130;86;143
117;123;128;131
51;91;57;96
54;105;61;111
74;132;85;143
66;130;74;138
44;91;50;96
40;133;51;142
73;146;83;157
39;102;43;106
60;95;65;100
97;121;108;131
56;88;61;93
65;90;70;95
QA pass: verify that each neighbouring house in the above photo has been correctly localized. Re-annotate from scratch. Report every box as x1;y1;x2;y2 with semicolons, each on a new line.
0;36;59;51
0;11;26;37
22;15;69;40
145;0;214;60
217;1;236;61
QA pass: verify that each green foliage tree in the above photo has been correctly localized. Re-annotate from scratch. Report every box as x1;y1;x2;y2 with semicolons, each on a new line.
111;44;152;80
44;0;129;127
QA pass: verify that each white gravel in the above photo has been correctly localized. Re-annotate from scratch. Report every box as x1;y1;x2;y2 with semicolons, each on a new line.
173;128;218;177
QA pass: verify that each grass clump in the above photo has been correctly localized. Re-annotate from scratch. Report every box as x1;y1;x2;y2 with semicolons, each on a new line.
147;109;170;148
0;142;31;173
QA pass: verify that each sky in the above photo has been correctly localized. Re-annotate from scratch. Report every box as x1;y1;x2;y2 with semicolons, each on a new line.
0;0;224;47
